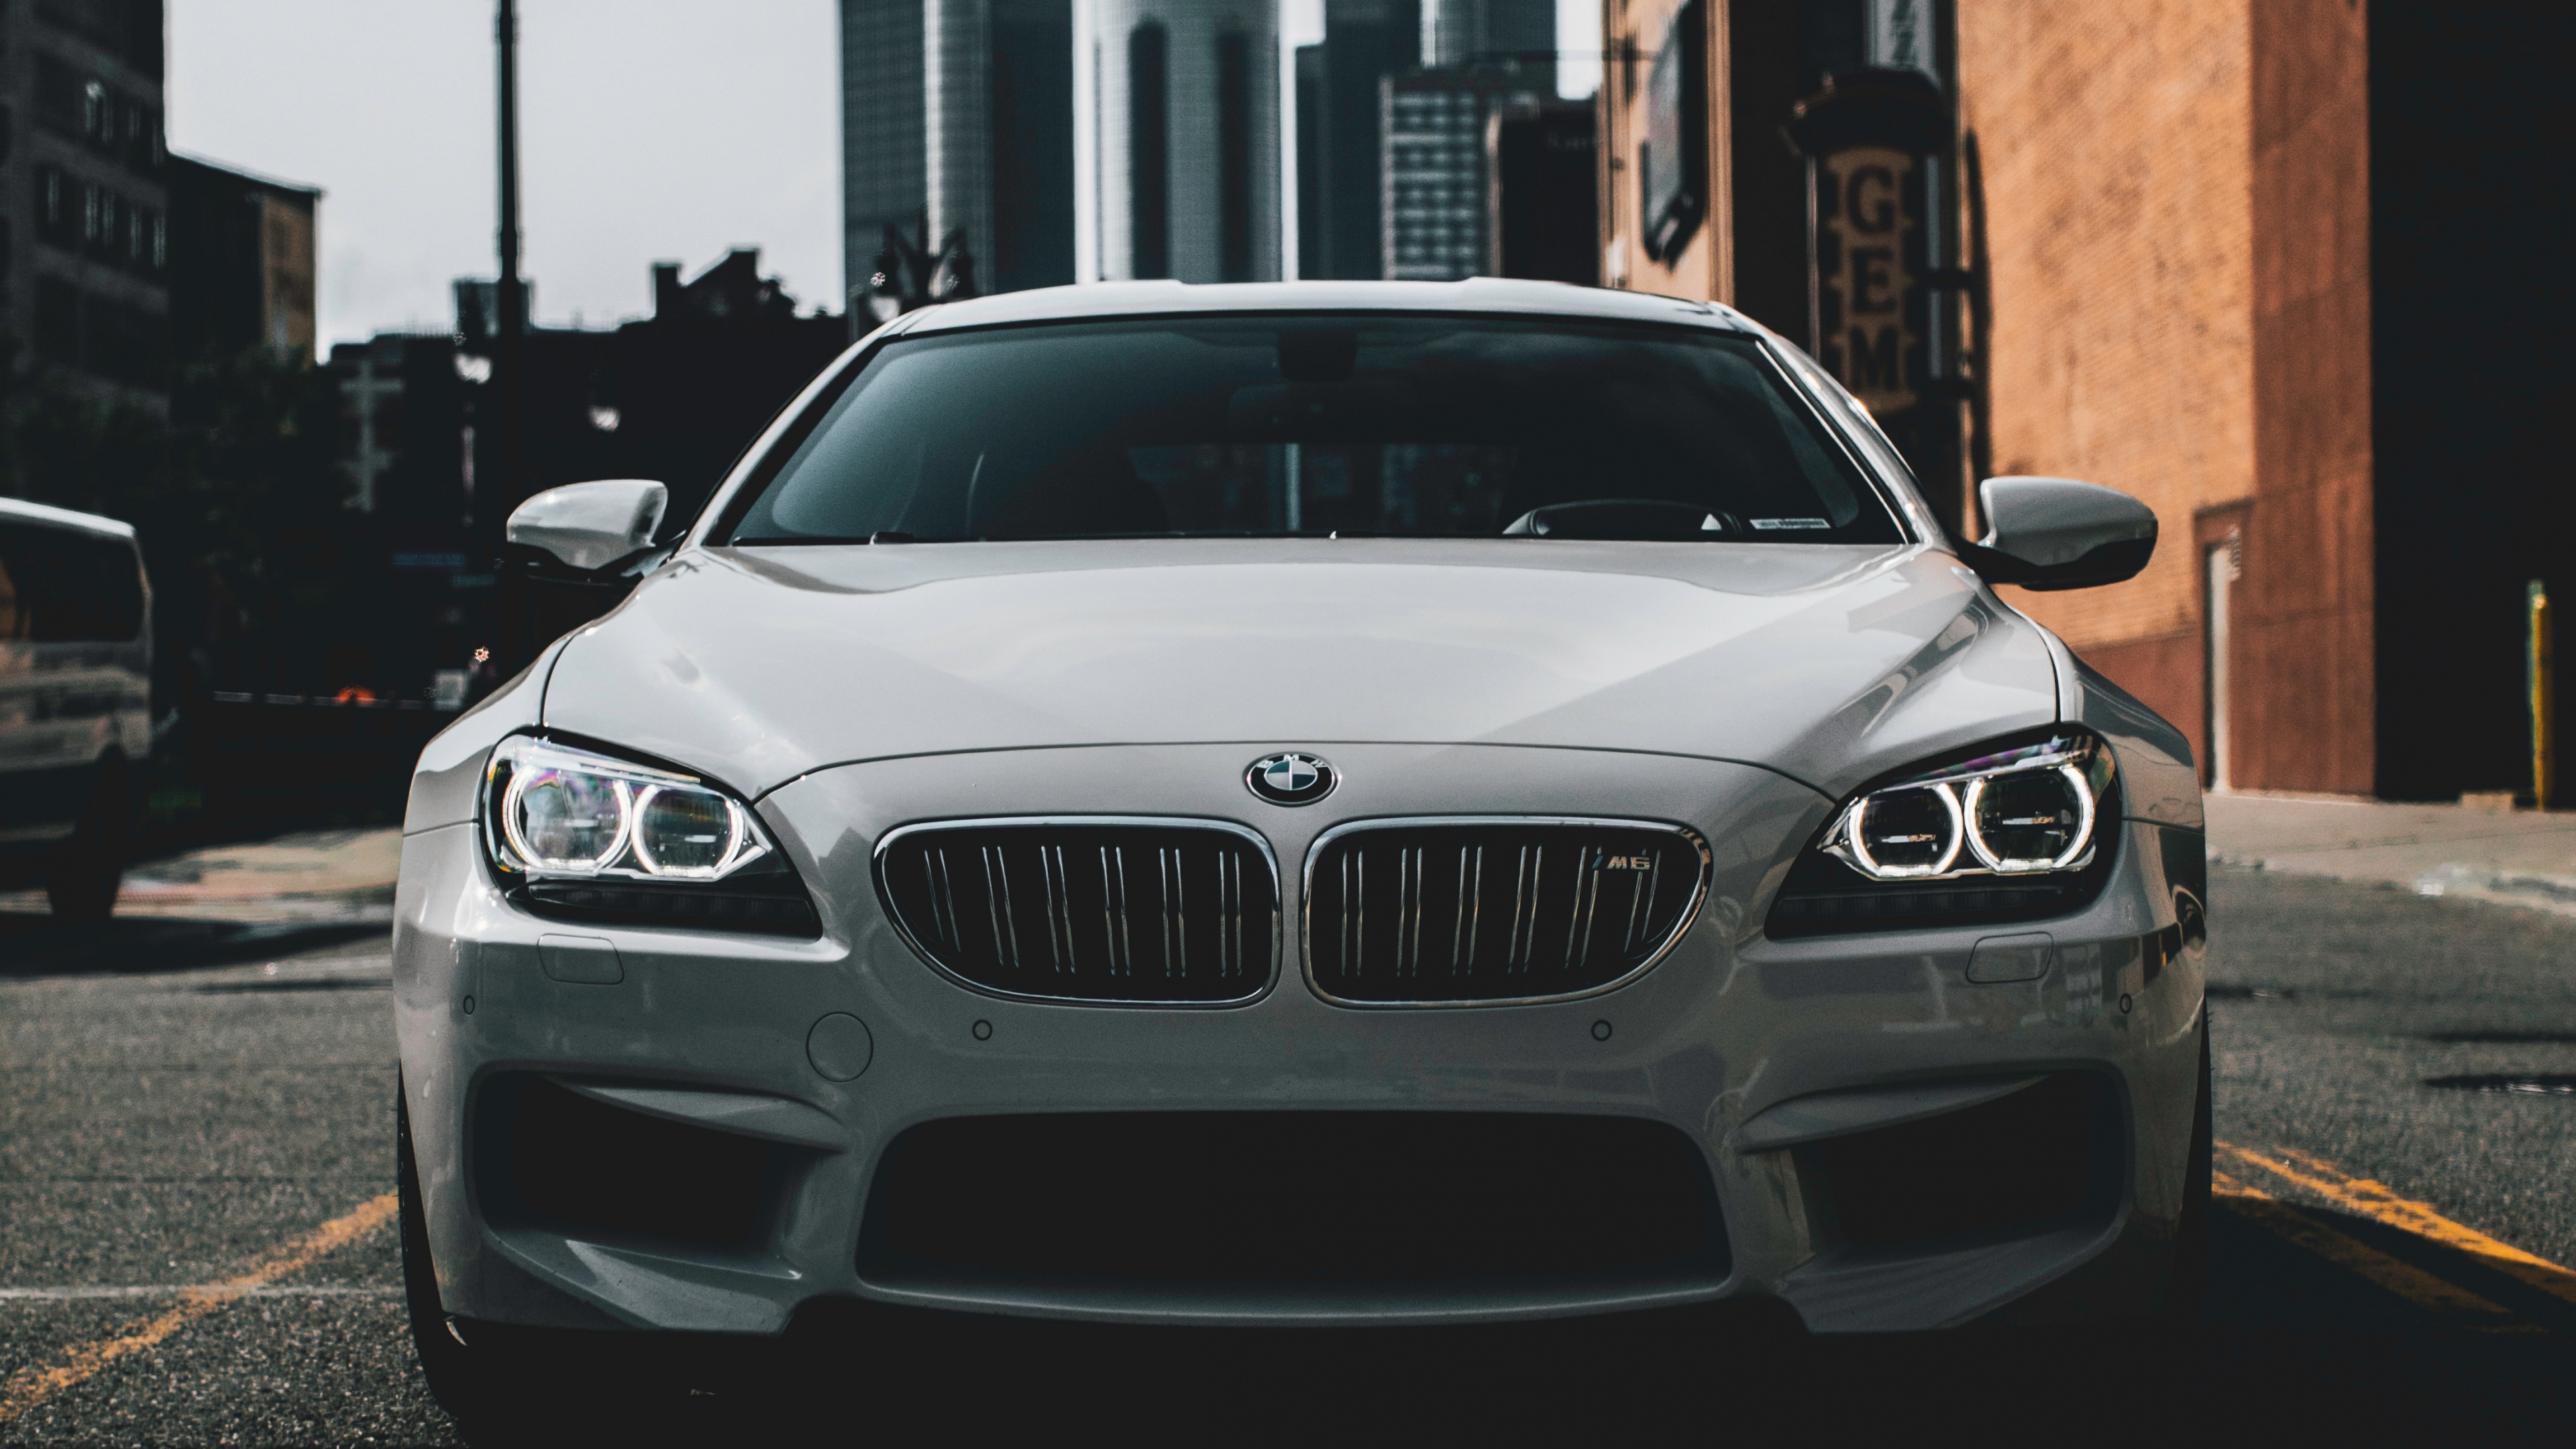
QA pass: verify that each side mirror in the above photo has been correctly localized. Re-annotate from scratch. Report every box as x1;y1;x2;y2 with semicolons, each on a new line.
505;480;668;572
1968;476;2157;591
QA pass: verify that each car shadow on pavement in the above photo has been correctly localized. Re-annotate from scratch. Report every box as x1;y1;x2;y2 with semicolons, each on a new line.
0;912;391;978
429;1204;2576;1446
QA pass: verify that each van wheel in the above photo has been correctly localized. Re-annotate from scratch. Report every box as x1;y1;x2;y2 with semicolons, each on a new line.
48;756;130;924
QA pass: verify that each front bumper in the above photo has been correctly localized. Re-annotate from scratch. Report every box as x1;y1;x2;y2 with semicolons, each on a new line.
392;742;2205;1336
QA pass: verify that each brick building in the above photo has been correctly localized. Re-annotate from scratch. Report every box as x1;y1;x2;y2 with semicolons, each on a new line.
166;154;317;366
1595;0;2571;801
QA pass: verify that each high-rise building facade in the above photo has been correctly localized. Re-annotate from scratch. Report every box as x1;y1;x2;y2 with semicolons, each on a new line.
842;0;927;302
1300;0;1553;282
1091;0;1280;283
841;0;1075;303
5;0;170;412
1301;0;1417;280
1427;0;1556;89
1381;70;1510;280
1380;67;1576;282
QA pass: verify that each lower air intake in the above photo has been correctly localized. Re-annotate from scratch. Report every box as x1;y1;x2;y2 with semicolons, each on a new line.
479;1077;773;1248
1304;818;1709;1004
861;1112;1725;1283
876;819;1276;1004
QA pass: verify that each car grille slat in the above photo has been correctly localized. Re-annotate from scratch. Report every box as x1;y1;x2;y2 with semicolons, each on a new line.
880;821;1275;1004
1306;820;1708;1004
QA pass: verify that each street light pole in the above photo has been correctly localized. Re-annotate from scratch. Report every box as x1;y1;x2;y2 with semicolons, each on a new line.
494;0;525;512
490;0;531;676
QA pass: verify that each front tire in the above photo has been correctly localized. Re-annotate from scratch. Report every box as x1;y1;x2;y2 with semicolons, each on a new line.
2167;1012;2214;1321
398;1085;719;1442
399;1083;503;1433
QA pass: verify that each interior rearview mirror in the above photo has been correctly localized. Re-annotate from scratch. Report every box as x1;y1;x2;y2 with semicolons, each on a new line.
1968;476;2157;591
506;480;668;573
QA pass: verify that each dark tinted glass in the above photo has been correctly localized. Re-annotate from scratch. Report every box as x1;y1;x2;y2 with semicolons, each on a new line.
0;524;145;643
729;315;1900;545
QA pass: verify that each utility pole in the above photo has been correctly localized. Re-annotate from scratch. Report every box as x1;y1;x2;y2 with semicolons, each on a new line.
494;0;525;516
490;0;531;677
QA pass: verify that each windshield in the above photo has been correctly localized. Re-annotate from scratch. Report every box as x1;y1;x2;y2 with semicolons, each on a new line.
727;315;1902;545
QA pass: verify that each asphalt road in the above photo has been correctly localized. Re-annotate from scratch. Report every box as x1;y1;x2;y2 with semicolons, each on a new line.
6;867;2576;1445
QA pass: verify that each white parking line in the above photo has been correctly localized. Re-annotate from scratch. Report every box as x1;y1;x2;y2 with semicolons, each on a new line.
0;1193;398;1424
0;1285;398;1301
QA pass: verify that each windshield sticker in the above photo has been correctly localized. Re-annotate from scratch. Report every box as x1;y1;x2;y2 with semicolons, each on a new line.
1750;518;1831;531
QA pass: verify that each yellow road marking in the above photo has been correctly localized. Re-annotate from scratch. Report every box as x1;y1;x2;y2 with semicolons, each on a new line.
2221;1141;2576;1309
0;1193;398;1426
2215;1170;2531;1325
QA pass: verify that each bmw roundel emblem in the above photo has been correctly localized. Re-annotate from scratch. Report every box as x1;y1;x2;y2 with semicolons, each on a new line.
1246;752;1336;806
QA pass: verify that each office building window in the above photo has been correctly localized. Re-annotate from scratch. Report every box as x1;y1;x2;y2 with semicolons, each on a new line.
1128;21;1169;280
35;55;79;133
1217;31;1253;282
34;276;78;364
35;166;66;244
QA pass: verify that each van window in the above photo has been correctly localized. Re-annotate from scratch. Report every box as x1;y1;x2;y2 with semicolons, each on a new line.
0;524;144;643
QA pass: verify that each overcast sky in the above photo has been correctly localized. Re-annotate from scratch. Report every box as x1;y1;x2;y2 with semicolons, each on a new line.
167;1;842;350
167;1;1594;354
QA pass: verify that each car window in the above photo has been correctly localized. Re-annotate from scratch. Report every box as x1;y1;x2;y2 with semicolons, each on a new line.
0;524;144;643
728;315;1902;545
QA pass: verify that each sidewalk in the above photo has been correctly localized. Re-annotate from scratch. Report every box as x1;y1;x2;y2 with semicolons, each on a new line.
2206;792;2576;916
0;827;401;925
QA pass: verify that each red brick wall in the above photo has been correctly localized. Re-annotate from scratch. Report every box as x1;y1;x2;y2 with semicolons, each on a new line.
2241;0;2374;794
1955;0;2255;773
1957;0;2373;792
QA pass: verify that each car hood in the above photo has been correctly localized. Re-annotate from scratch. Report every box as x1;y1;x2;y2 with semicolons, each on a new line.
541;538;2061;803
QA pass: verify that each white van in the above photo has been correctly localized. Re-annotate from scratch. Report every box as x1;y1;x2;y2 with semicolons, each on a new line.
0;498;152;921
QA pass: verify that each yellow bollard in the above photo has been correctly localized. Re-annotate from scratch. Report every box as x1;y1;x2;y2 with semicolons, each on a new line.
2532;580;2555;810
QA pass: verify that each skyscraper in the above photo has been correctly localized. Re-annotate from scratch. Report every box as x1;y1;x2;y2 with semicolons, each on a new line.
841;0;926;303
1380;67;1555;282
1301;0;1417;280
840;0;1075;304
1091;0;1280;283
1293;43;1326;280
1427;0;1555;91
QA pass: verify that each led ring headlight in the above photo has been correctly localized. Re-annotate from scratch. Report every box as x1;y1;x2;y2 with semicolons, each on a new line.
484;737;775;884
627;784;751;879
500;767;633;873
1822;734;2110;885
1842;782;1965;880
1962;763;2096;873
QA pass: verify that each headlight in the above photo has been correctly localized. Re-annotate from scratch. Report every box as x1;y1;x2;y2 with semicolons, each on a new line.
482;737;816;934
1770;732;2118;936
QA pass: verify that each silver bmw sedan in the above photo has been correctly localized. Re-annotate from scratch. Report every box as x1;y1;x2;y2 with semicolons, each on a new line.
392;280;2206;1417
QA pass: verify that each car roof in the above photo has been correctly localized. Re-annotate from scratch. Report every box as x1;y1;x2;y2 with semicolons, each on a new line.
898;278;1762;335
0;495;138;541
